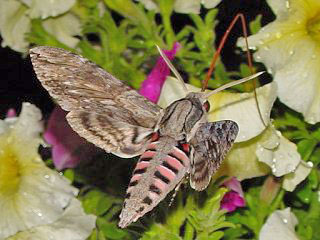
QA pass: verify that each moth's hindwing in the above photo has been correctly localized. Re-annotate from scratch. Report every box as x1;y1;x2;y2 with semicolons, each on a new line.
190;120;239;191
30;46;162;157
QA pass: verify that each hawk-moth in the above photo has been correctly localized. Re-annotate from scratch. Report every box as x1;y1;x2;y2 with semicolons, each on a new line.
30;46;262;228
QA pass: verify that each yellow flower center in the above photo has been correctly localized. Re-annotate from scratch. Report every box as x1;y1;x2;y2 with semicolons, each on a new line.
0;141;21;196
306;12;320;42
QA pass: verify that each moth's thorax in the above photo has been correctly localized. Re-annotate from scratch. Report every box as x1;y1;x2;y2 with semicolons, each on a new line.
158;97;207;140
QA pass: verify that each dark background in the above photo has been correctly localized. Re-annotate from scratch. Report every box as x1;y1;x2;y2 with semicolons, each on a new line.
0;0;274;119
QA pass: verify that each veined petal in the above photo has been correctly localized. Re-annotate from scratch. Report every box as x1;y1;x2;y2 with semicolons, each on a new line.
21;0;76;19
256;126;301;177
7;199;96;240
43;13;81;48
208;82;277;142
0;103;78;239
215;136;270;181
0;0;30;52
259;208;299;240
238;0;320;124
283;160;313;191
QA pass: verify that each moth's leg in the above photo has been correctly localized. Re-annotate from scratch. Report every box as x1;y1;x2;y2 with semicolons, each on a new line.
169;175;188;207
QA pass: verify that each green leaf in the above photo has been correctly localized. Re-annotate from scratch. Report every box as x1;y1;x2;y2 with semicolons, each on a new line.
249;14;262;34
297;139;318;161
97;218;129;240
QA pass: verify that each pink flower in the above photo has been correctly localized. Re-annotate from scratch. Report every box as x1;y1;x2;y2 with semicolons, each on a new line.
6;108;16;118
139;42;181;103
44;107;98;170
220;177;245;212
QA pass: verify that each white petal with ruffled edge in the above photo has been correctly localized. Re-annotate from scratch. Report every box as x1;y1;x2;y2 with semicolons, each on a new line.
7;199;96;240
283;161;313;191
259;208;299;240
0;103;78;239
208;82;277;142
238;0;320;124
43;13;81;48
21;0;76;19
256;127;301;177
0;0;30;52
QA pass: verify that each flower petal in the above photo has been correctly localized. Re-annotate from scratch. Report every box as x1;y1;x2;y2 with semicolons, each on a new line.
208;82;277;142
259;208;299;240
201;0;221;9
44;107;98;170
283;161;313;191
215;137;270;181
21;0;76;19
157;76;199;108
0;0;30;52
0;103;78;239
223;177;244;197
256;127;301;177
7;199;96;240
174;0;201;14
238;0;320;124
43;13;81;48
139;43;180;103
220;191;245;212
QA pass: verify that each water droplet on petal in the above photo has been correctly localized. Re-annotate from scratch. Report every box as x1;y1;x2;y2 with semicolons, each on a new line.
285;0;290;9
307;161;314;168
272;157;277;163
303;73;308;78
296;20;301;24
289;50;294;55
275;32;282;39
263;46;270;51
267;68;273;74
256;54;262;60
282;218;288;224
311;54;316;59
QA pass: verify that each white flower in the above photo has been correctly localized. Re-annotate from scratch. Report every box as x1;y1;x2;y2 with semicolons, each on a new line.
0;103;78;239
7;199;96;240
21;0;76;19
0;0;30;52
259;208;299;240
0;0;79;53
138;0;221;14
238;0;320;124
256;125;312;191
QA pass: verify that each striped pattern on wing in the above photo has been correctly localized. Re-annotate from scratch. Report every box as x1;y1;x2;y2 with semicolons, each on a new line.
30;46;162;157
190;121;239;191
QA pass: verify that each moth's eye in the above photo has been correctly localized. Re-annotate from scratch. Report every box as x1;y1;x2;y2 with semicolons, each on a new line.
203;101;210;112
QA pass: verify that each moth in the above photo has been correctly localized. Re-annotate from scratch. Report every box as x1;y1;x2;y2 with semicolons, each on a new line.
30;46;262;228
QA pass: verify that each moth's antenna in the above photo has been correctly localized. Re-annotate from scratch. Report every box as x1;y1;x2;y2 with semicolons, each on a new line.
156;45;188;92
204;71;264;98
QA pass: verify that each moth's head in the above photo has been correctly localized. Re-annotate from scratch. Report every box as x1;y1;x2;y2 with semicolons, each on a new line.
186;92;210;113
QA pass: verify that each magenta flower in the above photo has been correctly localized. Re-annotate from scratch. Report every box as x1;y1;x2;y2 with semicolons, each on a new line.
44;107;98;170
220;177;245;212
6;108;16;118
139;42;181;103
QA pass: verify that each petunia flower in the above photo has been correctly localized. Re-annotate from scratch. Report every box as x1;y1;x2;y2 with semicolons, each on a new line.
259;208;299;240
138;0;221;14
44;106;99;170
0;103;78;239
7;199;96;240
139;42;181;103
0;0;79;53
238;0;320;124
220;177;245;212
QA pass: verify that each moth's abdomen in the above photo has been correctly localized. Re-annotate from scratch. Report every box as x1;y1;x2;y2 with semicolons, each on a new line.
118;136;190;228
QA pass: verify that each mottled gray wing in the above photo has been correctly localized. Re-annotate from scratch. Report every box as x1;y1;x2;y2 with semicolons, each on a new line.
189;120;238;191
30;46;162;157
